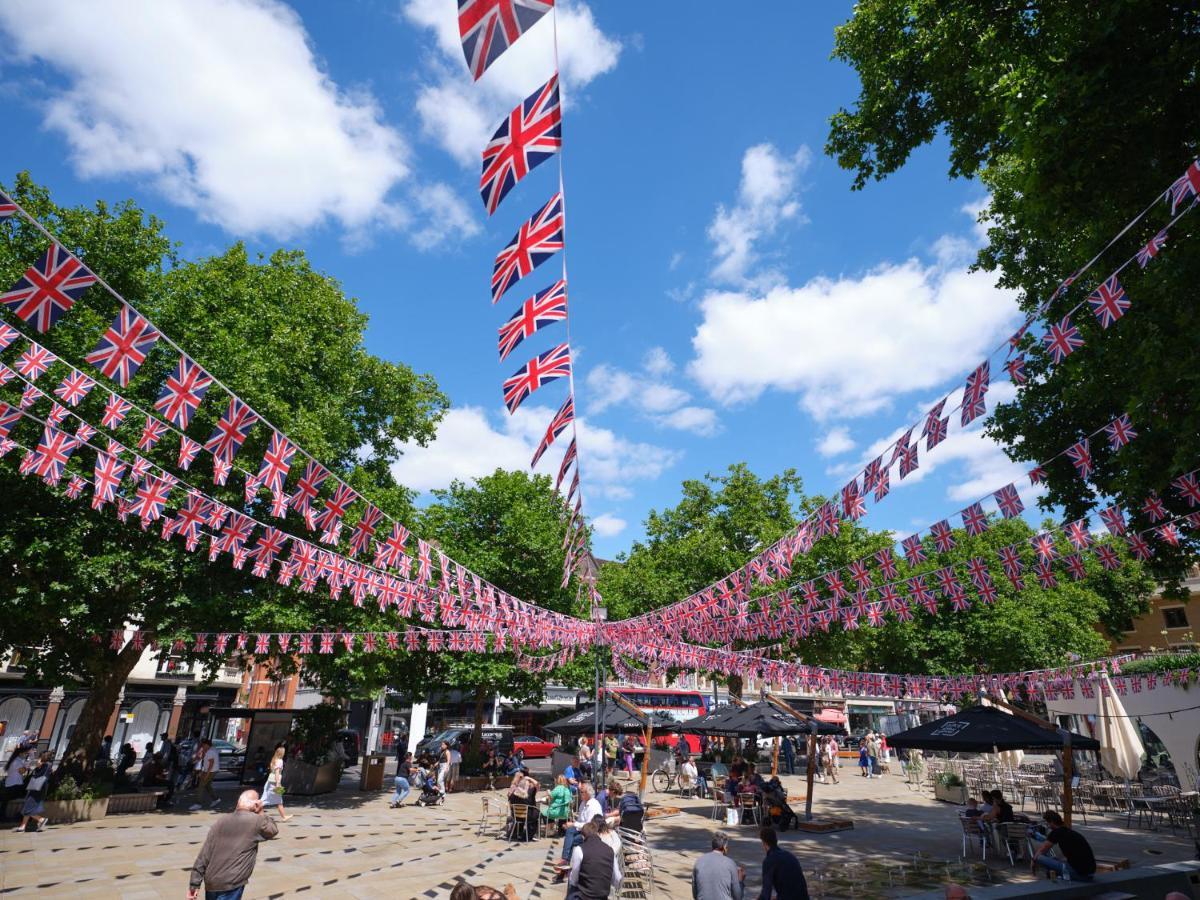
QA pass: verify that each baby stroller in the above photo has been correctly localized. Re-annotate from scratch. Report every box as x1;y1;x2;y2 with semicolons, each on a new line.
413;775;445;807
764;777;799;831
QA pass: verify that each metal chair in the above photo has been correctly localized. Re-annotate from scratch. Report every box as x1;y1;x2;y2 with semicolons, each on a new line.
959;814;989;860
738;793;762;826
505;803;531;842
710;776;728;822
478;795;502;836
998;821;1030;866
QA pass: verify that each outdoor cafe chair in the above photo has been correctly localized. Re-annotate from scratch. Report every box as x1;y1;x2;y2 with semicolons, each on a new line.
709;776;728;822
958;814;990;860
505;803;531;842
478;795;504;837
997;821;1031;866
738;793;762;827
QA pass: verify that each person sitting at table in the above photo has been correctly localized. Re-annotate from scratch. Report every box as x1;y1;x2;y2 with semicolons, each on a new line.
961;797;982;818
553;783;603;883
506;767;540;841
503;749;524;777
982;790;1015;824
746;763;767;793
481;748;503;785
978;790;995;818
730;756;747;780
562;756;583;795
1030;810;1095;882
541;775;573;835
724;773;741;805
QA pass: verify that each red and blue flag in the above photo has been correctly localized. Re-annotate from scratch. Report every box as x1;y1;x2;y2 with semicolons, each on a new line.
481;74;561;214
1;244;96;332
492;193;564;302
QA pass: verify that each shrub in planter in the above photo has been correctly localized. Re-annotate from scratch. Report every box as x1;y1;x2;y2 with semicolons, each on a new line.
44;776;110;823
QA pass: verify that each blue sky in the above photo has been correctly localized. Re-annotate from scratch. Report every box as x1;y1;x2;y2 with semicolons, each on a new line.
0;0;1039;559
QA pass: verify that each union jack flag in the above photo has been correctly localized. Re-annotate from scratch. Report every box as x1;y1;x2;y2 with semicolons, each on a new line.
129;454;151;483
0;401;21;440
291;460;329;521
1005;354;1026;385
923;399;948;450
205;397;258;463
0;323;17;352
961;502;988;537
86;304;161;386
138;415;167;451
0;364;11;387
1064;518;1092;550
1;244;96;332
46;403;69;427
1087;275;1129;329
1142;492;1167;522
872;462;890;500
1136;229;1168;268
841;478;866;520
1174;472;1200;508
993;483;1024;519
1095;543;1120;570
349;504;384;557
1063;553;1087;580
491;193;564;303
1166;160;1200;214
531;392;573;468
481;74;561;214
878;582;902;611
16;342;56;380
874;547;899;580
907;575;937;614
1126;532;1152;560
131;473;176;525
459;0;554;81
503;342;570;413
1065;438;1093;479
1099;504;1126;536
848;559;872;590
53;371;94;407
961;361;989;426
899;437;918;479
91;452;126;509
154;355;212;429
866;601;886;628
1034;560;1057;588
1030;532;1058;561
1103;413;1137;450
997;543;1024;584
28;425;78;484
499;279;567;361
1042;316;1083;364
1028;465;1047;485
101;392;131;429
901;534;926;565
374;521;410;570
825;570;848;600
930;519;956;553
65;474;85;500
255;431;295;497
0;190;16;219
165;492;209;548
314;482;359;543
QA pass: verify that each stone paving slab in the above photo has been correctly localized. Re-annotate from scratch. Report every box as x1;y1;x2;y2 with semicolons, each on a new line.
1;770;1193;899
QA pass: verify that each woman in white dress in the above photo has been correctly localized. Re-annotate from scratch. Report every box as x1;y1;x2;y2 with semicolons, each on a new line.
261;746;292;821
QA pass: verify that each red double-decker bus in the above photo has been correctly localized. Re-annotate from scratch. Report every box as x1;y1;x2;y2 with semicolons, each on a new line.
606;686;710;753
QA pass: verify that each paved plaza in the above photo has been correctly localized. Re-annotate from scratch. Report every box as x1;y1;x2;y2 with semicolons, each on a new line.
1;765;1195;899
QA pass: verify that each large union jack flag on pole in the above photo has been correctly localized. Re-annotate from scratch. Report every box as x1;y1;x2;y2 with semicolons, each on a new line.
531;392;573;467
492;193;564;302
154;355;213;428
481;74;561;214
498;279;567;361
86;304;161;386
459;0;554;81
502;342;570;413
1;244;97;332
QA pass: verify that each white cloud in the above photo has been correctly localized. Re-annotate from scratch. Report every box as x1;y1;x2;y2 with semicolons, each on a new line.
658;406;720;437
688;258;1019;419
641;383;691;414
708;143;811;285
591;513;627;538
585;364;638;414
391;404;678;500
408;182;482;250
643;347;674;377
402;0;621;166
0;0;456;241
816;426;856;458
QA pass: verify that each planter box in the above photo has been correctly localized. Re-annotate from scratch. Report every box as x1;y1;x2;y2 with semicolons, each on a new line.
934;782;968;804
107;791;163;814
282;760;341;796
43;797;109;824
451;775;511;793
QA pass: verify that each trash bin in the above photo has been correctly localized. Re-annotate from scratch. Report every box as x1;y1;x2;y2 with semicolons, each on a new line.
360;753;387;791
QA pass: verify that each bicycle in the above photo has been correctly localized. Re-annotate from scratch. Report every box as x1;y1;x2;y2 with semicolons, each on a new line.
650;756;677;793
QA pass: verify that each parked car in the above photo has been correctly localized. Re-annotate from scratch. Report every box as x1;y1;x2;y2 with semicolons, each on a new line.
417;725;514;758
512;735;557;759
210;739;245;776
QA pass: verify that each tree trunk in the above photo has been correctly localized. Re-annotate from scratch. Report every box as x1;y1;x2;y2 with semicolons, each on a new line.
470;684;487;758
66;640;145;767
727;673;743;701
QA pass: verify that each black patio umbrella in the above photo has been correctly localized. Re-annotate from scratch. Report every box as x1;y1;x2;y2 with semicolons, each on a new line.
544;699;679;736
679;700;843;737
886;704;1099;752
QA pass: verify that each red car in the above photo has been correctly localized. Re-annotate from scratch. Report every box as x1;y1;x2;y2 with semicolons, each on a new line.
513;735;557;759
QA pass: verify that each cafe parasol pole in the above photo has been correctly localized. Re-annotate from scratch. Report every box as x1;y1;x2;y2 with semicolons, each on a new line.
609;688;654;801
764;692;820;821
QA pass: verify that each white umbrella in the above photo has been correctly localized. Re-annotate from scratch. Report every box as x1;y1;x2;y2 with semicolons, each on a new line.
1097;672;1142;780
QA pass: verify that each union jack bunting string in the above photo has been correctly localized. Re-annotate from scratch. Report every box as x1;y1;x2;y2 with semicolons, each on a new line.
502;342;570;413
458;0;553;82
490;192;564;303
480;73;561;215
498;279;567;361
0;244;97;333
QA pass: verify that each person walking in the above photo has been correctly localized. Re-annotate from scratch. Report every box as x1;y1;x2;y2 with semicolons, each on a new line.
449;741;462;792
188;789;279;900
391;751;414;808
692;831;745;900
14;752;52;833
260;746;292;822
857;741;869;778
782;737;796;776
189;739;221;811
757;826;809;899
436;741;451;795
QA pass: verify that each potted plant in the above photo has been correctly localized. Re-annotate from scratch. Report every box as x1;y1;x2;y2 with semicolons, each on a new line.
43;776;111;823
933;771;968;804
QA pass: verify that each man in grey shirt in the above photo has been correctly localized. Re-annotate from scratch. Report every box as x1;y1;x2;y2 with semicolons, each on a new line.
693;831;745;900
189;790;279;899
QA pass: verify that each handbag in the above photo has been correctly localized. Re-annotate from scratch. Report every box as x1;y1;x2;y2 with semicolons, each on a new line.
27;775;47;792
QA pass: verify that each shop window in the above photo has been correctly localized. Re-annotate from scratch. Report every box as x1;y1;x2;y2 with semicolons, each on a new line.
1163;607;1189;629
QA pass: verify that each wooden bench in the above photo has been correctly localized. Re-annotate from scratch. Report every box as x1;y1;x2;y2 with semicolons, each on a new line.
1094;856;1131;873
107;791;165;814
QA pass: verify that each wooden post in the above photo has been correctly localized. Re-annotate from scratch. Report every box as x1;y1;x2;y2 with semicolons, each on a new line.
1063;732;1074;828
639;724;652;801
771;737;780;777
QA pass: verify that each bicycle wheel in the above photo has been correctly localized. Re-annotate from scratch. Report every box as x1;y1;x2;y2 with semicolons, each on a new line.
651;770;670;793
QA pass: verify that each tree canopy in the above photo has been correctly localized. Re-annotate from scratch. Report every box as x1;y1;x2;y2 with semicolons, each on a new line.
826;1;1200;590
0;173;447;757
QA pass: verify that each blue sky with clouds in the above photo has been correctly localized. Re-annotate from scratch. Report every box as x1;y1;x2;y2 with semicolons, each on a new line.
0;0;1041;558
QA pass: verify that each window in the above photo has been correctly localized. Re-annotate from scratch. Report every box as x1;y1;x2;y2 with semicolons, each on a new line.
1116;645;1142;654
1163;607;1189;629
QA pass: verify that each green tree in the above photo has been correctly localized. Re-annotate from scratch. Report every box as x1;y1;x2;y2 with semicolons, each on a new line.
0;173;447;761
826;1;1200;589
